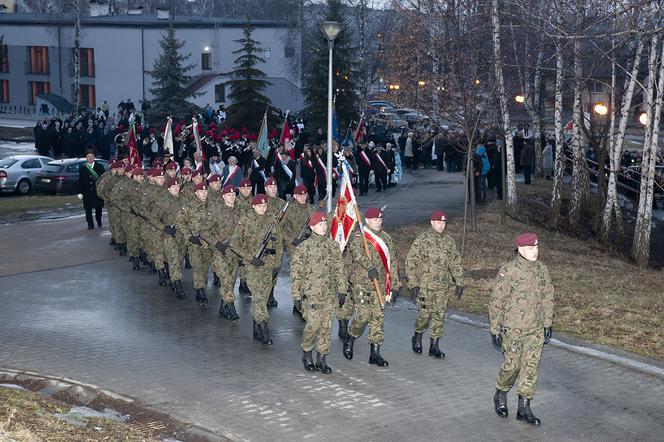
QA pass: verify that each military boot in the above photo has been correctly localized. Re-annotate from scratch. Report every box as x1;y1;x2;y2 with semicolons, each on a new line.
148;262;157;274
369;343;389;367
184;254;192;269
196;288;208;305
131;256;140;271
173;280;185;299
261;322;273;345
239;279;249;294
338;320;349;340
302;351;315;372
158;269;167;286
516;395;541;426
226;303;240;322
343;336;355;360
253;321;262;341
316;353;332;374
109;237;116;246
267;288;278;308
411;332;423;354
218;300;228;318
119;244;127;256
163;265;171;286
428;338;445;359
493;389;508;418
213;273;221;287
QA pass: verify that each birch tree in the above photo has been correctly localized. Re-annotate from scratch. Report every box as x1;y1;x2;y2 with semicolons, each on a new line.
550;0;566;227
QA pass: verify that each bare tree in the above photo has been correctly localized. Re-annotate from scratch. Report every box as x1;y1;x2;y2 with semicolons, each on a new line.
550;0;567;227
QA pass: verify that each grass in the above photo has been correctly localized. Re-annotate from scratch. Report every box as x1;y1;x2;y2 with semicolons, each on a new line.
0;194;79;213
0;387;148;441
392;181;664;360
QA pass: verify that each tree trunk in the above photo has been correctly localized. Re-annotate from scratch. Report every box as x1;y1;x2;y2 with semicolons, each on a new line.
73;0;81;112
550;0;565;227
491;0;517;210
631;38;664;267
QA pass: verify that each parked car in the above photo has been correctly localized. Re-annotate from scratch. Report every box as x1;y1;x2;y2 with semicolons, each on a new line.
0;155;54;195
34;158;109;195
372;112;409;129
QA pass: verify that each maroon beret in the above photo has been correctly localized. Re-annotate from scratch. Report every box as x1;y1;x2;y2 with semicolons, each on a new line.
131;166;143;176
430;210;448;221
252;194;268;205
293;184;307;196
239;178;252;187
308;211;327;227
110;160;124;169
221;185;236;195
365;207;382;219
515;232;538;247
265;177;277;186
180;167;192;175
194;182;208;191
208;173;221;183
124;164;135;173
165;162;178;171
192;169;204;178
166;177;180;188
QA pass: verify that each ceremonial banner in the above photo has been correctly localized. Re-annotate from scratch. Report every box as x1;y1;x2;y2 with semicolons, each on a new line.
256;112;269;158
163;117;173;156
364;227;392;301
192;117;206;163
330;160;358;251
127;124;141;166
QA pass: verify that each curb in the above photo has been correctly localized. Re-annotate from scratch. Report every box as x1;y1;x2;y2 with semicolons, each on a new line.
446;310;664;379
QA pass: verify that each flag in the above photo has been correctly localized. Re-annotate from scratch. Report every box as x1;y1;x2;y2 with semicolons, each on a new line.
332;107;340;148
192;117;206;163
341;126;355;150
279;111;290;146
163;117;173;156
126;124;141;166
363;224;393;302
330;159;358;251
354;113;366;144
256;111;269;158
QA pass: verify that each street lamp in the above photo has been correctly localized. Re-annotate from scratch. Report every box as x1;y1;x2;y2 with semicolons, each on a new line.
321;20;343;213
515;95;525;104
594;103;608;116
416;79;425;117
639;112;648;126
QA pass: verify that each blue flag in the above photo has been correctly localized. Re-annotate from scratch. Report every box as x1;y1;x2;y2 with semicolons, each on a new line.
341;127;354;150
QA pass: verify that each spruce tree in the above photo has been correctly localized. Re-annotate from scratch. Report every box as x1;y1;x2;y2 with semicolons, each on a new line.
303;0;357;135
225;19;272;131
148;24;199;122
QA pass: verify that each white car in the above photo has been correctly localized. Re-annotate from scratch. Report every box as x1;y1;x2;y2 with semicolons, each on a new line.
0;154;54;194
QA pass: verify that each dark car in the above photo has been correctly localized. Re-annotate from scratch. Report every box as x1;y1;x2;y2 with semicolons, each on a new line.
34;158;109;195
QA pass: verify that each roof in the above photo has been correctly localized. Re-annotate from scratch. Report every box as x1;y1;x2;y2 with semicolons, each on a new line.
36;93;73;113
0;12;293;29
186;73;224;95
2;155;52;161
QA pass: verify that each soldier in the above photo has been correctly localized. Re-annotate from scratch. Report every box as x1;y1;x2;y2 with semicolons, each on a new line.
211;185;242;322
229;194;284;345
291;212;348;374
336;242;355;340
343;207;400;367
264;176;286;308
96;161;124;248
175;181;214;304
283;184;315;318
124;166;146;270
489;232;554;426
235;178;254;296
159;177;188;298
179;167;194;200
140;167;170;286
165;161;178;179
406;210;464;359
207;173;224;288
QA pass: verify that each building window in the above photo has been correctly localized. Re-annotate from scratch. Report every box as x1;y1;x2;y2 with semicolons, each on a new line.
284;46;295;58
0;44;8;73
27;46;49;75
79;84;96;109
73;48;95;77
202;52;212;70
0;80;8;103
28;81;50;104
214;83;225;103
264;48;271;58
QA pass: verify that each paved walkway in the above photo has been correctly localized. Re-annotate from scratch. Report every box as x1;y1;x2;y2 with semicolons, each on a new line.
0;171;663;441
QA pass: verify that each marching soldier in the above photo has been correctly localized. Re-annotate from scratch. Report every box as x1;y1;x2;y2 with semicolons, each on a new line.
140;168;170;286
229;194;285;345
207;173;224;288
406;210;464;359
96;161;125;249
124;166;146;270
179;167;194;200
343;207;399;367
235;178;254;296
211;185;242;322
291;212;348;374
264;176;285;308
165;161;178;179
489;232;554;426
336;241;355;340
175;181;214;304
159;177;188;299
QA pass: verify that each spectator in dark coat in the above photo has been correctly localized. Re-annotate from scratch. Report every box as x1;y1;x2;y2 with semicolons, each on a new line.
520;141;533;184
77;149;106;229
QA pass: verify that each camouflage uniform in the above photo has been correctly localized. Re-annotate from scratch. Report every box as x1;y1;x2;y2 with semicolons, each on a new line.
336;237;356;321
291;233;348;355
175;197;214;290
111;178;144;259
229;211;284;323
282;200;315;261
235;193;253;284
489;255;554;399
406;230;463;339
153;191;187;282
136;182;167;271
210;202;241;304
96;171;124;245
347;227;399;345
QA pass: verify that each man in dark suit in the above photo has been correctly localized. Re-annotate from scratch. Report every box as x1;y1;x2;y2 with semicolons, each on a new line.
78;149;106;229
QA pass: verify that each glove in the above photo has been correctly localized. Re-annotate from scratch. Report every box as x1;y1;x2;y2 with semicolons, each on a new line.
367;266;379;280
390;289;399;303
77;193;83;200
272;267;279;279
544;327;552;344
491;333;503;352
250;257;264;267
338;293;346;307
215;241;227;255
291;237;304;246
163;225;176;236
455;285;464;301
294;299;302;313
410;286;420;299
189;235;202;245
264;248;276;255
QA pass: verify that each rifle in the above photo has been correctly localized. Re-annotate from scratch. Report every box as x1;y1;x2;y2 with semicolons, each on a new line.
291;195;328;246
252;196;294;261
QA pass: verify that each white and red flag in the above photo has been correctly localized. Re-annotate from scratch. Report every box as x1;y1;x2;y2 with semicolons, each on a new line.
126;124;141;166
330;159;358;251
363;226;392;302
192;117;206;164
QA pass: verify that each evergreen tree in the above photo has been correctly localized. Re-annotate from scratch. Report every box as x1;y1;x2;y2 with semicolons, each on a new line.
226;19;272;131
303;0;357;135
148;24;199;122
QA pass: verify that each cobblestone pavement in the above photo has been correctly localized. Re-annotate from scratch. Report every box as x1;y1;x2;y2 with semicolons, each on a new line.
0;171;663;441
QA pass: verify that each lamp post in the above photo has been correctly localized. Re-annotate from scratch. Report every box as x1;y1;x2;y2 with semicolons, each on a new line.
321;21;343;213
416;80;425;117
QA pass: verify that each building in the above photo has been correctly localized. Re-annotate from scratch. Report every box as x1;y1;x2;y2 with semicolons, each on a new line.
0;11;303;117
